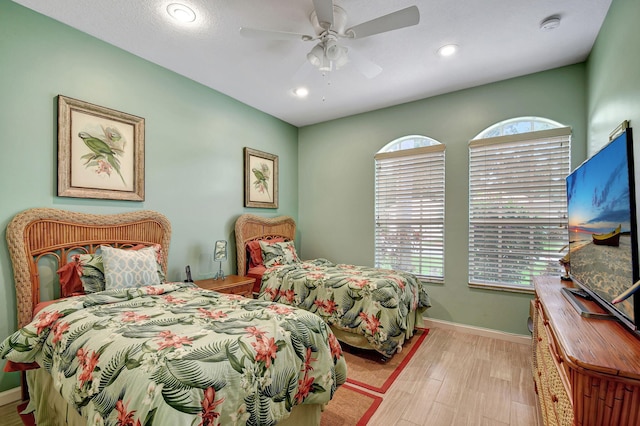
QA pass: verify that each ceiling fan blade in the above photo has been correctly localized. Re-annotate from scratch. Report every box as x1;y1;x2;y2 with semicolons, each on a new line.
345;6;420;39
239;27;313;41
348;48;383;79
312;0;334;29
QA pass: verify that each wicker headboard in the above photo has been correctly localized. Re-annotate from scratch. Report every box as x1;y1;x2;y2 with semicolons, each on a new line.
234;214;296;276
6;208;171;328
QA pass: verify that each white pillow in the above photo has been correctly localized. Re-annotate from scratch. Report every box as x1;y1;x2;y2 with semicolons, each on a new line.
101;245;161;290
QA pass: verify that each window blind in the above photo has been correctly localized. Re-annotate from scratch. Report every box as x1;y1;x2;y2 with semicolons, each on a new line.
468;127;571;290
375;144;445;282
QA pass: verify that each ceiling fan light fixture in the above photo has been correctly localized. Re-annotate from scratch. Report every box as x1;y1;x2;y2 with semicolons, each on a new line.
318;57;332;72
167;3;196;23
325;38;341;61
307;43;325;67
334;47;349;69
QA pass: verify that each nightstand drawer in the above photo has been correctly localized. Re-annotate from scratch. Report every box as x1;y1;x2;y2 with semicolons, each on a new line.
194;275;255;298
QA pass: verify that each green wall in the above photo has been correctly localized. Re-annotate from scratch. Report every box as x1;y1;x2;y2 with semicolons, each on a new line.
298;65;588;336
0;0;298;392
587;0;640;154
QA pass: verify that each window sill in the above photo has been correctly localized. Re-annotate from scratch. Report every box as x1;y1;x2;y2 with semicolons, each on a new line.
468;281;535;295
418;277;444;285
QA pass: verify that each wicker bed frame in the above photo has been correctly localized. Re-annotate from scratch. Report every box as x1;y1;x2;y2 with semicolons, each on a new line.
234;213;296;278
6;209;322;425
6;208;171;329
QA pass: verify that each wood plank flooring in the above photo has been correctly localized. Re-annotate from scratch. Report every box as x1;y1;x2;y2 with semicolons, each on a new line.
0;399;24;426
0;327;540;426
366;327;540;426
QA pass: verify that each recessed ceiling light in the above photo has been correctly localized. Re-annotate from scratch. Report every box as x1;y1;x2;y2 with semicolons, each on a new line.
167;3;196;23
437;44;458;57
293;87;309;98
540;16;561;31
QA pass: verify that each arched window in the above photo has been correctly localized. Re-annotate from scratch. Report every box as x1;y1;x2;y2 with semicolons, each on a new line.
468;117;571;291
474;116;565;139
374;135;445;282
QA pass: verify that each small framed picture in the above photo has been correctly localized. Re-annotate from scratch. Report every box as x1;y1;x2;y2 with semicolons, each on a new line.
57;95;145;201
244;147;278;208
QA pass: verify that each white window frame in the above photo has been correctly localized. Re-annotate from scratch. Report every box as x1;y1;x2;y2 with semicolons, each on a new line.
375;136;445;282
468;125;571;292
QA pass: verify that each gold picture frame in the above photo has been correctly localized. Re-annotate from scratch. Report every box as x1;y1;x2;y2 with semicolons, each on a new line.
57;95;145;201
244;147;278;208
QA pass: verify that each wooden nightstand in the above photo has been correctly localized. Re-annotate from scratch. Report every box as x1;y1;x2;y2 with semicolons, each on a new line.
194;275;255;298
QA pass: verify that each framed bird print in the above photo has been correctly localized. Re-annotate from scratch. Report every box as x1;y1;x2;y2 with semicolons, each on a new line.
244;147;278;208
57;95;145;201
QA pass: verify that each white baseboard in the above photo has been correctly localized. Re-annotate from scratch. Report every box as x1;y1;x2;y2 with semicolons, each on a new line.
423;317;531;345
0;386;21;407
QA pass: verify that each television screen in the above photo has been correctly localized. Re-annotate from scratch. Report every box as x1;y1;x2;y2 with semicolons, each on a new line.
566;128;638;330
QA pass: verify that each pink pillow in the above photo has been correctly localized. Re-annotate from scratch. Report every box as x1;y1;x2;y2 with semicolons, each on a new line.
56;261;84;297
247;238;285;268
4;360;39;372
247;265;267;293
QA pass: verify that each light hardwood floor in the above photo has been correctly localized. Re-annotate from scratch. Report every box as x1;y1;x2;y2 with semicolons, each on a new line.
366;327;540;426
0;399;24;426
0;327;540;426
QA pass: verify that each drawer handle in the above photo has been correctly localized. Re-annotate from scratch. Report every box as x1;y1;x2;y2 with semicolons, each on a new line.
552;394;558;403
537;336;542;342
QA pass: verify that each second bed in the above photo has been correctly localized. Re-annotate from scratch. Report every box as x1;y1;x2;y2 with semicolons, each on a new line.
235;214;431;358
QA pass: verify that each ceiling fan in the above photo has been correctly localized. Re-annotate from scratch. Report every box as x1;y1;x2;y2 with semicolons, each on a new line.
239;0;420;79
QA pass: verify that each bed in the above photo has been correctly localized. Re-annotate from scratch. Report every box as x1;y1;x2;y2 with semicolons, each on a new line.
234;214;430;359
1;208;347;426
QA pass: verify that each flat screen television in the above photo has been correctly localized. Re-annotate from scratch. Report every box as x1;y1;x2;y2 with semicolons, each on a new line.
565;126;639;333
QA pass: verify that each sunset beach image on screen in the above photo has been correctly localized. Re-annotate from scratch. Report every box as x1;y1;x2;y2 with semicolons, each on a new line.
566;131;636;323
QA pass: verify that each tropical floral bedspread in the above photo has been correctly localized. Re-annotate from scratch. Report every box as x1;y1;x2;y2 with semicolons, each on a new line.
0;282;346;426
259;259;431;357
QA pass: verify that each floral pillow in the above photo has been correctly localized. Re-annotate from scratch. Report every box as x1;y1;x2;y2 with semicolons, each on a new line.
72;244;165;294
75;252;105;294
246;238;285;267
101;245;160;290
259;241;300;268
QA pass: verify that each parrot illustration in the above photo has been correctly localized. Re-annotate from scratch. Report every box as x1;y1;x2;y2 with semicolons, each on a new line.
78;131;126;185
101;125;125;154
252;163;270;195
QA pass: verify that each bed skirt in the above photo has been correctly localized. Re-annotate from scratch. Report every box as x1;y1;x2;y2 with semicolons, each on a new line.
25;368;323;426
330;308;425;354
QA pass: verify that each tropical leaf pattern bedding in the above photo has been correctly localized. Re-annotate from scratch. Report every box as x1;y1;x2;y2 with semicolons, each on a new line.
0;282;347;426
258;259;431;357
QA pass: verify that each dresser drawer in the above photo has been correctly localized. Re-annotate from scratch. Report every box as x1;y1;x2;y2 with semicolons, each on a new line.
533;300;574;426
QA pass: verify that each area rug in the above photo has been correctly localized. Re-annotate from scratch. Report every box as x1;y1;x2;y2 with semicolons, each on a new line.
344;328;429;393
320;383;382;426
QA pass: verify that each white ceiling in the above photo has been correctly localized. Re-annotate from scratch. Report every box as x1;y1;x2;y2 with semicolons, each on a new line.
13;0;612;127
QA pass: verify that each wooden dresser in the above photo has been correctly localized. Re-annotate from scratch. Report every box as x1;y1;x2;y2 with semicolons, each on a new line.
532;276;640;425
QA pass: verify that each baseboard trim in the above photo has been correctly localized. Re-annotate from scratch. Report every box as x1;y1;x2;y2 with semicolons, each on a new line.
0;386;21;407
423;317;531;345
